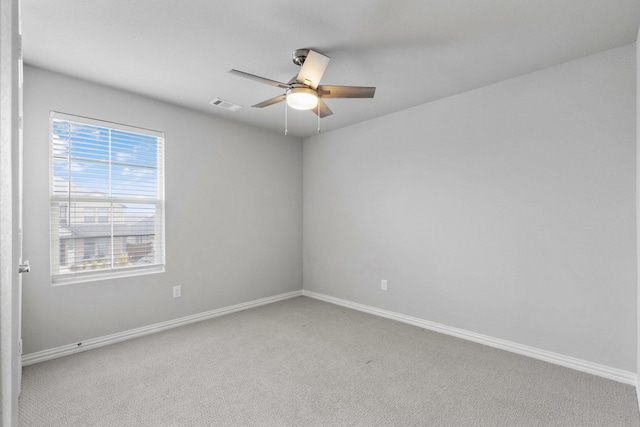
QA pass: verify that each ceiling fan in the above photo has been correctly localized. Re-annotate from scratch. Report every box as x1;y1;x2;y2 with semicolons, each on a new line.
229;49;376;118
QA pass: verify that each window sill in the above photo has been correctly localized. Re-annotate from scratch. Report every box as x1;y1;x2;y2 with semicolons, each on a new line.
51;264;165;286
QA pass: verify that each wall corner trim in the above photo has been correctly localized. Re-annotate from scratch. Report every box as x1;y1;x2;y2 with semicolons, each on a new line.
22;290;303;366
302;290;637;386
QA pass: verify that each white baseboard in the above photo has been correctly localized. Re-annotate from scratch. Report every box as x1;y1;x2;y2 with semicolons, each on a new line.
23;288;637;387
302;290;637;386
22;290;303;366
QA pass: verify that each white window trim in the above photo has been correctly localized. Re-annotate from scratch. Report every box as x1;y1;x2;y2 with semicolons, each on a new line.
52;264;166;286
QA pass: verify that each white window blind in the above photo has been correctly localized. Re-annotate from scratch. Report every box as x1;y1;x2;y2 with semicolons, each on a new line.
50;112;165;284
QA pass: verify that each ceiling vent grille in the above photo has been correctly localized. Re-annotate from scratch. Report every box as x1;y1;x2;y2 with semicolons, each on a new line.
209;98;242;111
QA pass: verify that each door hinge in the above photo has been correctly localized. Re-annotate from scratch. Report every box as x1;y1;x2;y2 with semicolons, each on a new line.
18;339;22;355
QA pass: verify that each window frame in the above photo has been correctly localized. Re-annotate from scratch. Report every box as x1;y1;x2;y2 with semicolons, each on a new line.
49;111;165;285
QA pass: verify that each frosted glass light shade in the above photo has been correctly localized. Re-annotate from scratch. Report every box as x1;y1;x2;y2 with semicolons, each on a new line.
286;88;318;110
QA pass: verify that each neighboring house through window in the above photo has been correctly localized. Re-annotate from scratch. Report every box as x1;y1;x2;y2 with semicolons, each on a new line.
49;112;165;284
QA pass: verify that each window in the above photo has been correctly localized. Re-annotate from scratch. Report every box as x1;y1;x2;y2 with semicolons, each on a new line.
84;207;97;224
97;207;109;223
59;204;68;226
83;207;110;224
50;112;165;284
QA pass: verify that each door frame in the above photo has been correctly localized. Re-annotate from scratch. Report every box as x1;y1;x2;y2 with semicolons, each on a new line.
1;0;22;425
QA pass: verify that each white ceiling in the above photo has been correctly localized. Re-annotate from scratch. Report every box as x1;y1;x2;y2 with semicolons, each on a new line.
21;0;640;138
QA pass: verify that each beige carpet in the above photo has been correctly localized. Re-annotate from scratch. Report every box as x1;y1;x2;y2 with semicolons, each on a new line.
19;296;640;426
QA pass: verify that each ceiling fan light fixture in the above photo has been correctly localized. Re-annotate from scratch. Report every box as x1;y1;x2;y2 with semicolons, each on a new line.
286;87;318;110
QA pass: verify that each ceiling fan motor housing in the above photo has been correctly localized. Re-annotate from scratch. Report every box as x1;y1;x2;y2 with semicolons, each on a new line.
292;49;309;66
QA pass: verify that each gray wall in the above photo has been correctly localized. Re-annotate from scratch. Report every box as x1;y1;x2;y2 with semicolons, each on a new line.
22;66;303;354
304;45;637;371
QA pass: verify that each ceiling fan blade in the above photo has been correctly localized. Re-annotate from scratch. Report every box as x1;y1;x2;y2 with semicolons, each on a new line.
296;50;330;89
317;85;376;98
312;99;333;118
252;94;286;108
229;69;290;89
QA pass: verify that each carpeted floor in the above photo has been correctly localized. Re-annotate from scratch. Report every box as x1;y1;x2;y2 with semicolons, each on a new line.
19;296;640;426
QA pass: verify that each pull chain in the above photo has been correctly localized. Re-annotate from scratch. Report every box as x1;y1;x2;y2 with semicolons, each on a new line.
284;102;288;135
284;101;322;135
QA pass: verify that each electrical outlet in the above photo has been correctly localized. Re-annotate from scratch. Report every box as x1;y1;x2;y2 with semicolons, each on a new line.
381;280;388;291
173;285;181;298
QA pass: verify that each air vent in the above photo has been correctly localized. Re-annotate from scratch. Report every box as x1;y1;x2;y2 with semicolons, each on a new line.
209;98;242;112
